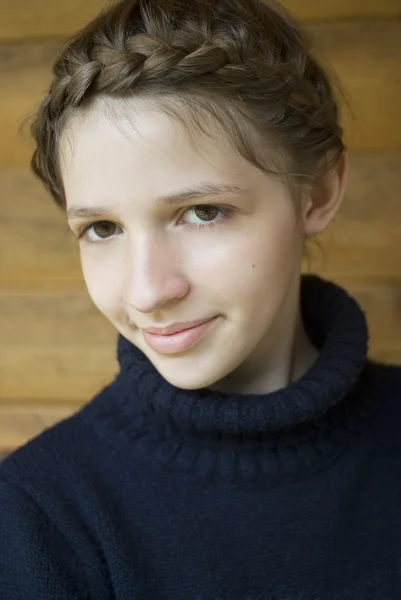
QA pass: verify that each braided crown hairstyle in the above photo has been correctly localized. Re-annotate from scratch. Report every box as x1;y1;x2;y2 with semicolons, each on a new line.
30;0;345;213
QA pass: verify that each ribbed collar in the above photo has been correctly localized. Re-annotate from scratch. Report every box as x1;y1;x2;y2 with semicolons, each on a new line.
78;274;379;483
117;274;370;438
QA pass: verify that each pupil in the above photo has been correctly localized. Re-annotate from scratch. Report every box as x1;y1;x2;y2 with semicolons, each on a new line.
194;206;218;221
94;222;114;238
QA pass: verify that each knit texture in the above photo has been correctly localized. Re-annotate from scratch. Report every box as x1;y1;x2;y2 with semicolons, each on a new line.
1;274;401;599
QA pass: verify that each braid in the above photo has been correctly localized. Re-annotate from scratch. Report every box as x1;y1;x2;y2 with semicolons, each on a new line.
29;0;344;208
30;95;63;202
48;35;248;117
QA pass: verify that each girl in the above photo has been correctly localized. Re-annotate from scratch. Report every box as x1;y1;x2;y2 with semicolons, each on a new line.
1;0;400;598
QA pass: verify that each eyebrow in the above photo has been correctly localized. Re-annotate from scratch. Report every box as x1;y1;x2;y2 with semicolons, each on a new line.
66;183;245;220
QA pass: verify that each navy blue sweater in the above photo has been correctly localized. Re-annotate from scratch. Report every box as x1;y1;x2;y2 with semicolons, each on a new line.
1;275;401;600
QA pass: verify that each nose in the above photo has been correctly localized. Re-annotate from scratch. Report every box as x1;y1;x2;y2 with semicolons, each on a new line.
124;235;189;315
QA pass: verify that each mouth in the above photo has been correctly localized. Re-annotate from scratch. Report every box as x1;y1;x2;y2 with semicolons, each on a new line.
142;316;219;355
142;317;215;336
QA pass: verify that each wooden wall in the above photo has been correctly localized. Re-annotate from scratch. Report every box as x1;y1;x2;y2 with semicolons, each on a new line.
1;0;401;457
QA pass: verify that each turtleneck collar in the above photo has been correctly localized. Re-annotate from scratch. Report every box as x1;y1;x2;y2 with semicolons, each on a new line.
79;273;381;483
116;274;371;439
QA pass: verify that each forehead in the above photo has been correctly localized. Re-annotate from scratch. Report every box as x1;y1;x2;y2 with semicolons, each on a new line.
60;98;241;172
58;99;260;206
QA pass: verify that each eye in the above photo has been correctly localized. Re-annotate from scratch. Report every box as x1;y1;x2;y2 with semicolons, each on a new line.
179;205;233;229
77;221;121;244
75;204;234;245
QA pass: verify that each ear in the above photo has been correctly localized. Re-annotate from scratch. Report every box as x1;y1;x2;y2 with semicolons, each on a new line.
302;151;348;236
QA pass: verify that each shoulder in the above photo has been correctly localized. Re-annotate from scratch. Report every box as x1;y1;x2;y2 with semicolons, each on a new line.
0;379;118;500
361;359;401;454
0;388;116;596
367;359;401;398
364;359;401;418
0;411;93;598
0;398;87;488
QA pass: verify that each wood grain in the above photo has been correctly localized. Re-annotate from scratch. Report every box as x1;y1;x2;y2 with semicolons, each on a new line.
0;165;83;290
0;345;118;403
0;21;400;168
0;44;55;168
0;404;81;455
0;292;117;403
1;0;401;458
310;22;401;150
306;220;401;281
340;152;401;220
2;152;401;290
282;0;401;20
0;278;400;405
0;0;107;42
1;0;401;43
0;292;116;346
0;280;400;449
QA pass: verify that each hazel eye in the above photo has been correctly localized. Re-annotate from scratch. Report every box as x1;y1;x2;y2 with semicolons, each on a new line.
78;220;121;243
91;222;117;239
186;205;220;223
179;205;233;229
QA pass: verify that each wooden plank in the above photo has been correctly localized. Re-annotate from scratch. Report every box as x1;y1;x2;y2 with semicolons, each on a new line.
0;166;84;290
0;293;116;346
0;449;10;461
3;151;401;221
0;279;400;405
1;214;399;286
0;44;54;168
310;22;401;150
0;0;108;42
0;0;400;43
347;282;401;362
0;404;81;454
4;284;397;351
2;349;401;456
0;21;400;169
0;345;118;403
0;279;400;448
305;220;401;281
2;151;401;290
283;0;401;21
341;152;401;220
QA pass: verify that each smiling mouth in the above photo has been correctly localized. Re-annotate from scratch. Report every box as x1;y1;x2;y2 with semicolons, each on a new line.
142;317;216;336
141;316;220;354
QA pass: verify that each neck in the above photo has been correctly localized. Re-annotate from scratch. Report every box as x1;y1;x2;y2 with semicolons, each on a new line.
206;279;320;396
116;274;371;437
110;274;373;482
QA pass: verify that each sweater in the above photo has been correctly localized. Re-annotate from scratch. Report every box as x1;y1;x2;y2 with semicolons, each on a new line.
1;274;401;600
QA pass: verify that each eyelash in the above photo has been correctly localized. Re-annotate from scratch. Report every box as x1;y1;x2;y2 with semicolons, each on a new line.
76;205;234;245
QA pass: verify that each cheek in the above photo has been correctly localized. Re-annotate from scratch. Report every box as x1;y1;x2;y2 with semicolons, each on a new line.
80;252;123;316
207;215;301;322
192;214;299;296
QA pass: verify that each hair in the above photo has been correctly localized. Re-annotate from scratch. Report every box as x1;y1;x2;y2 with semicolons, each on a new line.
29;0;345;232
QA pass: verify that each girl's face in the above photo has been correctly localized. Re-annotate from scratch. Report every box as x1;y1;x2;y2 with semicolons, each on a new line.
60;99;307;392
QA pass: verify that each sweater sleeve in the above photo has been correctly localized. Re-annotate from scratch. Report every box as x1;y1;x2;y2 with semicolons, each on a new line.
0;475;89;600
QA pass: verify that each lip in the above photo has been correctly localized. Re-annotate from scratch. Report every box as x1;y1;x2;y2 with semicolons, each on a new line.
142;317;215;336
142;316;219;354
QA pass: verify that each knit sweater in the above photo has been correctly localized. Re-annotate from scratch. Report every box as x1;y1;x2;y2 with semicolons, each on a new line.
1;274;401;600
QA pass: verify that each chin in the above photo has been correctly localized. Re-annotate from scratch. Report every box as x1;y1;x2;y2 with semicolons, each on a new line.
161;369;215;391
149;357;220;390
